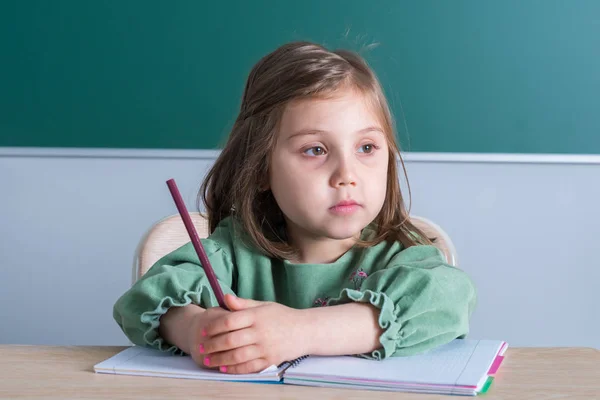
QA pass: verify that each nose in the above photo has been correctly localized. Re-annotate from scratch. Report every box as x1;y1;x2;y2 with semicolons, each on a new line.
330;157;356;188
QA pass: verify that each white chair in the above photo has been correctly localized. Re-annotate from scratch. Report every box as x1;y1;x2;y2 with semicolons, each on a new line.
133;213;458;284
132;213;211;284
410;215;458;267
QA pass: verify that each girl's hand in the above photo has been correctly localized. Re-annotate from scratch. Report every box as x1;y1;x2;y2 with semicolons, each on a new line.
187;305;231;370
200;294;309;374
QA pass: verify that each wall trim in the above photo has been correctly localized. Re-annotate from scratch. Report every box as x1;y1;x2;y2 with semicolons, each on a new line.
1;147;600;164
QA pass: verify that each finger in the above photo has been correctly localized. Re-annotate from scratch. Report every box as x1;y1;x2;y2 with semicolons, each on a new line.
204;311;254;337
202;328;256;354
190;329;210;357
193;306;230;340
188;308;230;357
223;294;239;311
191;353;219;371
206;344;262;368
220;357;270;375
225;294;265;311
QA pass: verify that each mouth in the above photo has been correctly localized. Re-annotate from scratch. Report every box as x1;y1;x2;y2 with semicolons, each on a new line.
329;200;361;215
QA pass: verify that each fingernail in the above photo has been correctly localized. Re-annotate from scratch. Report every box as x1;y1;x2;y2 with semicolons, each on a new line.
220;366;227;373
201;329;207;337
198;344;204;353
204;357;210;366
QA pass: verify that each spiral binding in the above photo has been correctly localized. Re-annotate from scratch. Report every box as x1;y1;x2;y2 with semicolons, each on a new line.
287;354;310;367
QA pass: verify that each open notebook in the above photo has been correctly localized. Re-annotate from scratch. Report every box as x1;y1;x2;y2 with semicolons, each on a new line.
94;339;508;396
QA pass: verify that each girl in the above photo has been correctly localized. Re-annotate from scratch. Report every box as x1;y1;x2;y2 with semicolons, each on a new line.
113;41;476;375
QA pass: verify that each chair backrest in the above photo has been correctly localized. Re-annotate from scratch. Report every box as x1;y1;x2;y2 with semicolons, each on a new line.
410;216;458;267
133;213;211;284
133;213;458;284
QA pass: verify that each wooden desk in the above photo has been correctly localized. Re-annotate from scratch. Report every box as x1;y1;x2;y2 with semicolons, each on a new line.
0;346;598;399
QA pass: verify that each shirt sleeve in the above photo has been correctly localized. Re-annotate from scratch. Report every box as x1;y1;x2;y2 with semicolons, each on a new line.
112;238;236;355
328;245;477;359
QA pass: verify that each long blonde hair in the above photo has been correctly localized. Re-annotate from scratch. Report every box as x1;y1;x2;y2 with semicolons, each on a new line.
199;41;432;259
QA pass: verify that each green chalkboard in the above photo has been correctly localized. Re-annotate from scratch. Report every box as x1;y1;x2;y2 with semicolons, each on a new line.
1;0;599;154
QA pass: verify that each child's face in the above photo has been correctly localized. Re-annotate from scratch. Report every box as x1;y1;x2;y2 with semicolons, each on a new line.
269;89;389;244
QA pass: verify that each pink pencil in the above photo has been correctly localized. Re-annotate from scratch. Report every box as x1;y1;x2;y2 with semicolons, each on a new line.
166;179;228;310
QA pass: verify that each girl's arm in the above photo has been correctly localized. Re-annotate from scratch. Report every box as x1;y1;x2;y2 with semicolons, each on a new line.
113;240;237;355
158;304;205;355
298;302;384;356
326;245;477;359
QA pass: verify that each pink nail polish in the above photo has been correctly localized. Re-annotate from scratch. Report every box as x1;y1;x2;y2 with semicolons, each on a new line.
201;329;207;337
204;357;210;366
198;344;204;353
220;366;227;373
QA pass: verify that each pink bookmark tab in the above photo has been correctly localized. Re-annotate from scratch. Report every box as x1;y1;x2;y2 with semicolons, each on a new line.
487;355;504;375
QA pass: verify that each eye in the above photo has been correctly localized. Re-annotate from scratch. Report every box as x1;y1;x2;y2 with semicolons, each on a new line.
303;146;326;156
358;144;377;154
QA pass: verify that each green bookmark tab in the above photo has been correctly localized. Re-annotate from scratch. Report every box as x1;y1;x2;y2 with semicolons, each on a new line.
480;376;494;394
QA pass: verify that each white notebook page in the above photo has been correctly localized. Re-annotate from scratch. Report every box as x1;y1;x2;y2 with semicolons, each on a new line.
94;346;282;382
285;339;504;387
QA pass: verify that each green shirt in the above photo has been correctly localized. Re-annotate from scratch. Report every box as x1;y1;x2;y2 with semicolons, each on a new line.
113;217;477;359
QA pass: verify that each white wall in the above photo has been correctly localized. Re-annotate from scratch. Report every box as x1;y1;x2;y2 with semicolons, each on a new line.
1;148;598;349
